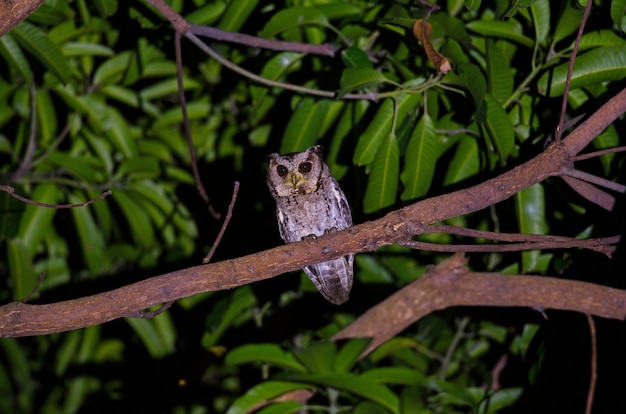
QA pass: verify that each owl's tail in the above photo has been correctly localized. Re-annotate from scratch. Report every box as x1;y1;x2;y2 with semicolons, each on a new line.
304;255;354;305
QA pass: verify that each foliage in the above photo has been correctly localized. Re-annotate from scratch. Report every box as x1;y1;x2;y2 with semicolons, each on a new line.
0;0;624;412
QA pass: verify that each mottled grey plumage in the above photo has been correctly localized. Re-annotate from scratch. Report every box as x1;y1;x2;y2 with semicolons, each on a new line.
266;145;353;305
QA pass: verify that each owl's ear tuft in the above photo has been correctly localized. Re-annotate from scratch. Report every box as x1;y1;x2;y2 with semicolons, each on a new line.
309;145;323;155
266;154;278;163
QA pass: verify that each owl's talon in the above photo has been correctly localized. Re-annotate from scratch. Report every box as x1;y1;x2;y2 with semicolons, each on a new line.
302;234;317;243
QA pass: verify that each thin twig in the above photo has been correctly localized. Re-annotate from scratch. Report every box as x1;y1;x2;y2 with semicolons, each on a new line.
175;31;221;220
203;181;240;264
189;24;338;57
128;301;174;318
0;186;112;208
22;272;45;303
554;0;592;143
585;314;597;414
562;168;626;193
573;146;626;161
398;237;617;256
184;32;426;101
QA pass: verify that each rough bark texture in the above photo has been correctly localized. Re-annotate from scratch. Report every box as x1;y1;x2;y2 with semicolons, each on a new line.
0;0;44;37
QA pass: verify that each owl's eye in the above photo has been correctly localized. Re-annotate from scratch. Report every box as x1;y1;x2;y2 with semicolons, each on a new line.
299;162;312;174
276;165;289;177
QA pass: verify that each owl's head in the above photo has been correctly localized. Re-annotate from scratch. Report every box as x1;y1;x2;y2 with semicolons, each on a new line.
267;145;325;197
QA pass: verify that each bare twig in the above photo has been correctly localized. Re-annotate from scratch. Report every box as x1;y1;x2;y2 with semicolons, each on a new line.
554;0;592;143
562;168;626;193
574;146;626;161
128;301;174;318
203;181;240;264
174;31;221;220
0;186;112;208
561;175;615;211
22;273;45;304
189;24;338;57
398;236;618;257
585;314;597;414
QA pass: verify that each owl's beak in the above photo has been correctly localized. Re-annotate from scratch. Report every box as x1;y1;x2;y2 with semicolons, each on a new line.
290;172;304;188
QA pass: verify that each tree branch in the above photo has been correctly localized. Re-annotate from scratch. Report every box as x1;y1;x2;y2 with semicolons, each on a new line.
332;254;626;356
0;85;624;337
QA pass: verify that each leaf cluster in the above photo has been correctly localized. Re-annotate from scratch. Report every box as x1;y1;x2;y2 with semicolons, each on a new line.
0;0;624;412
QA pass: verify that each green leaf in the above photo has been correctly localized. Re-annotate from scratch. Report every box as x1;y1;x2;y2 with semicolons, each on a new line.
0;33;32;82
113;190;155;248
515;183;549;273
361;367;428;385
466;20;533;48
152;100;210;129
611;0;626;32
454;62;487;108
102;106;138;158
579;30;626;51
400;114;437;201
185;1;226;25
552;2;583;45
341;46;374;69
82;129;113;175
363;133;399;213
226;381;312;414
125;313;176;358
93;51;134;85
485;39;513;104
117;157;160;179
537;46;626;97
69;192;106;275
279;99;328;153
0;192;23;239
226;344;307;372
18;184;60;254
202;286;257;347
0;338;33;411
139;77;202;101
260;7;329;38
530;0;550;45
36;89;58;144
43;152;105;182
478;94;515;164
8;239;36;301
217;0;259;32
285;372;400;413
443;136;480;185
334;338;371;373
99;85;140;108
93;0;118;17
294;341;336;373
327;100;369;179
339;67;389;95
353;94;421;165
11;22;70;84
61;42;114;57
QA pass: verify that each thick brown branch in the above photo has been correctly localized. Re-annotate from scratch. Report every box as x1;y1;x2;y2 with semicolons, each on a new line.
332;254;626;356
0;83;623;339
0;0;44;36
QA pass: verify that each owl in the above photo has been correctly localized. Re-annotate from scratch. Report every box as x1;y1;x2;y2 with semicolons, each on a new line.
267;145;353;305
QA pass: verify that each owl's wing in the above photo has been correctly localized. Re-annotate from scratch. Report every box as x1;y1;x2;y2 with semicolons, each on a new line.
303;254;354;305
328;177;353;228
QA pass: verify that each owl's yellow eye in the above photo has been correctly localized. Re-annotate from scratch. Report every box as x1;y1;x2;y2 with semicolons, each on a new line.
299;162;312;174
276;165;289;177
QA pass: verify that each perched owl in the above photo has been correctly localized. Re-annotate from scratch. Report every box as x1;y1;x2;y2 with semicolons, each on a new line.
266;145;353;305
